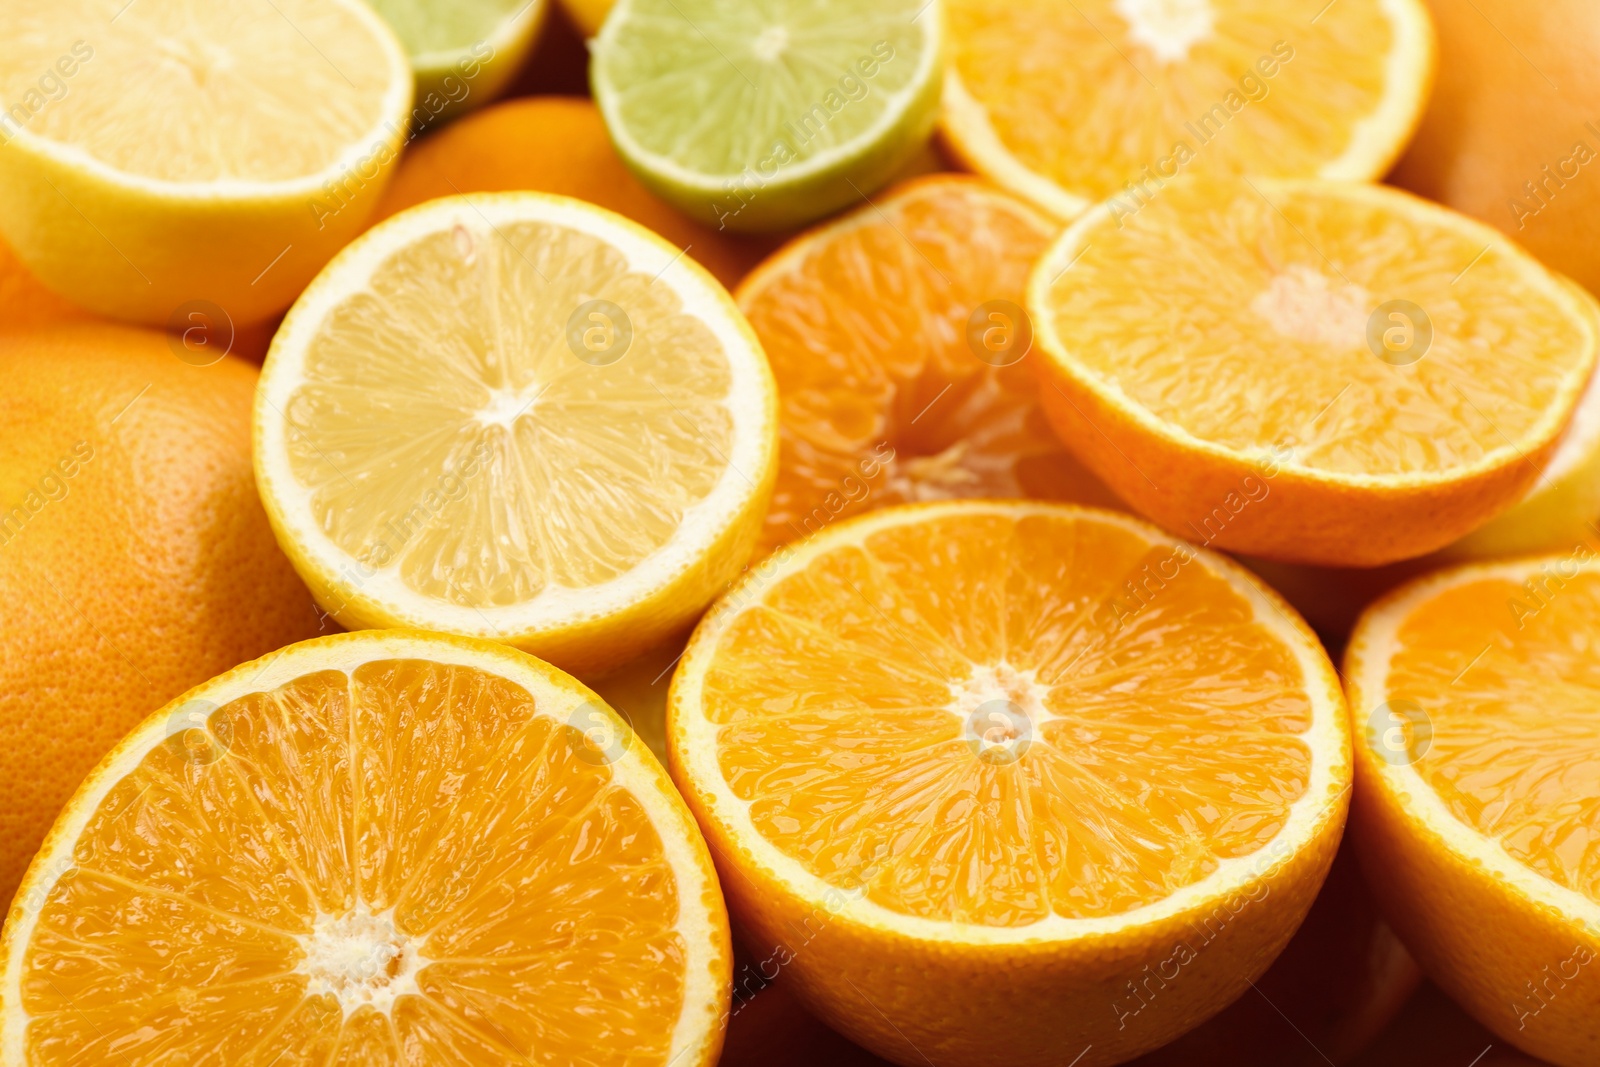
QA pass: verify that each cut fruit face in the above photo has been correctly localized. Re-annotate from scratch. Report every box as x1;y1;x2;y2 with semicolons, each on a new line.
736;176;1120;551
1346;560;1600;1063
1029;179;1599;565
1445;280;1600;560
0;0;410;190
368;0;547;120
668;501;1351;1065
941;0;1435;219
0;631;731;1067
255;193;778;674
591;0;943;231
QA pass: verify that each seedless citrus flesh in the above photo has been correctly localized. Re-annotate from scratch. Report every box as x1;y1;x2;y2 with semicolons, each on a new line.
669;501;1351;1067
592;0;943;232
1030;178;1598;567
255;193;778;675
1347;560;1600;1066
1443;280;1600;560
0;630;731;1067
0;0;412;326
941;0;1435;220
737;175;1119;551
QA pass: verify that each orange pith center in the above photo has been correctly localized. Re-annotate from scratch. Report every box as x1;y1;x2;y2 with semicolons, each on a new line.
704;511;1315;925
19;660;687;1066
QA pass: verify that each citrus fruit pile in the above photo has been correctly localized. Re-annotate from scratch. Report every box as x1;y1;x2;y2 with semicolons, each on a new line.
0;1;1597;1066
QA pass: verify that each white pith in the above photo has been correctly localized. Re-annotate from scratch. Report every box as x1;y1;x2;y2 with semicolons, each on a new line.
296;903;427;1017
672;501;1352;945
1114;0;1216;64
0;632;728;1066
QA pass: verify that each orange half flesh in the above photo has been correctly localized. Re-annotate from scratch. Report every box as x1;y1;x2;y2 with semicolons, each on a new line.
0;632;730;1067
669;501;1350;1067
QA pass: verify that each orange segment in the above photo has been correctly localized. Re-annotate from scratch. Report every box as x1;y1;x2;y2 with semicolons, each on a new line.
1030;178;1599;566
669;501;1351;1067
941;0;1435;219
1347;559;1600;1066
2;632;731;1067
737;176;1118;550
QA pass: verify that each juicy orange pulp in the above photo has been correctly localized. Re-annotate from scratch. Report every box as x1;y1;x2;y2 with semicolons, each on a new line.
738;177;1118;551
1382;572;1600;902
1042;180;1588;479
19;660;689;1065
701;507;1317;923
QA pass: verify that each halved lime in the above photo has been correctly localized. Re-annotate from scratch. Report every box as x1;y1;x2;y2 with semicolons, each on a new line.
592;0;943;232
368;0;547;123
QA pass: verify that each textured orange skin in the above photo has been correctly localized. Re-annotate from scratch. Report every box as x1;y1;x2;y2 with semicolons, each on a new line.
1033;362;1558;567
1390;0;1600;296
372;96;779;289
0;324;324;907
719;844;1417;1067
0;238;85;332
1346;592;1600;1067
684;802;1344;1067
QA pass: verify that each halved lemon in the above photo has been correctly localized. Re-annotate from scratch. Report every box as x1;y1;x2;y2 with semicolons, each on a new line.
1347;559;1600;1067
668;500;1351;1067
1029;178;1598;567
0;630;731;1066
736;175;1120;552
255;193;778;675
0;0;413;326
941;0;1435;220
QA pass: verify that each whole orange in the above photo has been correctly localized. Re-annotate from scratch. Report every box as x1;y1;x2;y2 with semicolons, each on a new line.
1390;0;1600;294
373;95;779;289
0;324;323;905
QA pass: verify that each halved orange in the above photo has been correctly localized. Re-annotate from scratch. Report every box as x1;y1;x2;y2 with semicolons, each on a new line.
941;0;1435;219
1030;178;1598;567
668;501;1351;1067
736;175;1118;551
0;631;731;1066
1347;558;1600;1067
